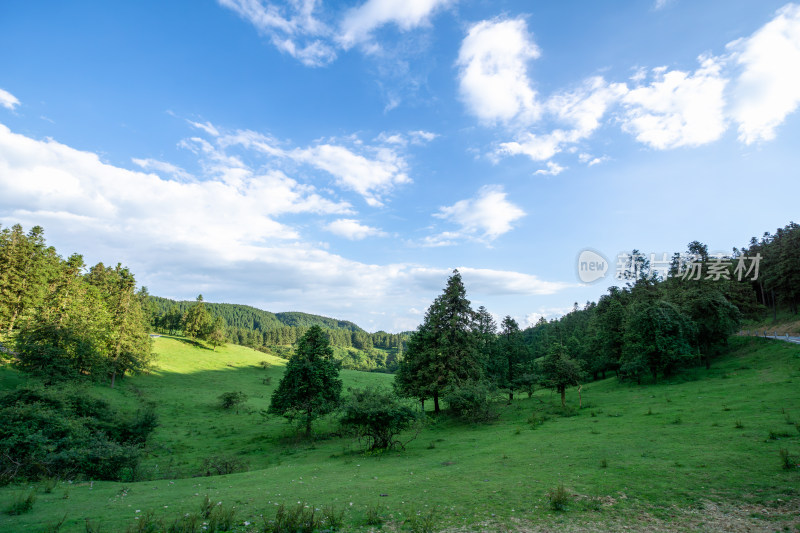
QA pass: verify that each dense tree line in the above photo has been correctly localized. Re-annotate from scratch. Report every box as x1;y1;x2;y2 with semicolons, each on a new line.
0;224;157;484
396;224;798;417
0;224;152;385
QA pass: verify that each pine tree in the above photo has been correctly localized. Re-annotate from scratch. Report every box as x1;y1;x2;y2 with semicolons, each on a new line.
268;325;342;436
394;270;482;413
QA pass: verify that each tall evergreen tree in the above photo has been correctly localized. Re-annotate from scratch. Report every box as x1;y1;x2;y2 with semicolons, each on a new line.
394;270;482;413
268;325;342;436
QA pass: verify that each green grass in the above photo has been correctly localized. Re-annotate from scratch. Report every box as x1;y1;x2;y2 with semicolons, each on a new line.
1;336;799;531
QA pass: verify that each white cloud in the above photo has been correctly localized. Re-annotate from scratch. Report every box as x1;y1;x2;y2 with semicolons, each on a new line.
621;55;728;149
0;89;20;111
217;0;336;66
457;268;569;296
728;3;800;144
456;17;541;125
132;158;194;182
434;185;525;241
324;218;386;239
293;143;410;206
498;77;626;162
187;120;220;137
339;0;452;49
0;123;568;332
578;153;608;166
534;161;565;176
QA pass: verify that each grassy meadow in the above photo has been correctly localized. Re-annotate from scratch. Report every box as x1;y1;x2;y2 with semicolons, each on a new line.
1;335;799;532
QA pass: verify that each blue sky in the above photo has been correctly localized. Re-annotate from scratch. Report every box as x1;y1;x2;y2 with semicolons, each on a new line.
1;0;799;332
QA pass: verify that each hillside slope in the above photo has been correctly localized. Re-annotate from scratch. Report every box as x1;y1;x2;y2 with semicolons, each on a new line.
1;337;798;532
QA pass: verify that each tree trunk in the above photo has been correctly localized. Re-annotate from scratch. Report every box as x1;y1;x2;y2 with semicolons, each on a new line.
559;386;565;408
577;384;582;408
508;391;513;402
433;391;440;414
110;370;117;389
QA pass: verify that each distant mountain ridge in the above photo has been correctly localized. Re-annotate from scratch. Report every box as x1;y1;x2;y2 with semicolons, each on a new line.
148;296;365;333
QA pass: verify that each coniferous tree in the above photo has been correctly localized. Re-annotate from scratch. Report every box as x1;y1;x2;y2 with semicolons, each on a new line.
268;325;342;436
394;270;482;413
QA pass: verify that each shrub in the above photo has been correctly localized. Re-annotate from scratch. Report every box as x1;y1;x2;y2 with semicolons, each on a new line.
217;391;247;411
779;449;796;470
201;455;248;476
443;380;499;423
547;485;570;511
364;504;384;526
322;504;344;530
339;387;419;451
264;502;322;533
404;508;437;533
42;513;67;532
0;387;152;483
4;488;36;515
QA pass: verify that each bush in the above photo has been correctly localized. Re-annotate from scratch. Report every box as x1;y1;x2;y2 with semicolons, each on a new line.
0;387;153;483
364;504;384;526
444;381;499;423
339;387;419;451
404;508;437;533
201;455;249;476
547;485;571;511
264;502;322;533
779;449;796;470
217;391;248;411
4;488;36;515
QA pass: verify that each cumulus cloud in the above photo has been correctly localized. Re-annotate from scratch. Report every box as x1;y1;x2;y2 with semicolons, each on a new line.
498;77;626;161
0;122;568;331
324;218;386;239
339;0;452;49
433;185;525;242
621;55;728;149
484;4;800;166
456;17;541;125
0;89;20;111
191;124;412;206
728;3;800;144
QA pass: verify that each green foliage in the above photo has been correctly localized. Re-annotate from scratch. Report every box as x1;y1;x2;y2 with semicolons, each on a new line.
443;380;499;423
264;502;322;533
779;448;795;470
268;326;342;436
0;386;155;483
4;487;36;515
547;485;571;511
621;300;695;382
218;391;248;411
363;504;384;526
395;270;482;413
539;342;586;407
339;386;419;451
201;455;249;476
404;508;437;533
